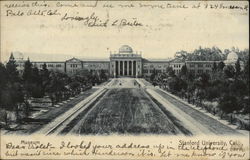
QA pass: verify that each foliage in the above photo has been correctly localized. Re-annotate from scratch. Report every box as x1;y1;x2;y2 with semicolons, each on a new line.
235;58;241;77
166;66;175;77
218;94;239;114
224;65;235;79
0;55;108;127
158;47;249;116
218;61;225;71
179;65;188;77
150;69;157;81
174;46;224;61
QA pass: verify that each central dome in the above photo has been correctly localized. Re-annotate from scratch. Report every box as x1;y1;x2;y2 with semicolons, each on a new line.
119;45;133;53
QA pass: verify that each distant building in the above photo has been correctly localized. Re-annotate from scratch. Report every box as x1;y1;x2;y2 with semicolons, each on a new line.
11;45;172;77
33;61;66;73
169;58;185;75
186;61;220;75
142;59;170;77
11;45;242;78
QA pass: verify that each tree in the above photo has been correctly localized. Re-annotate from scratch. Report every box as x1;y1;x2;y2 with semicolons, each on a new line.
31;66;43;98
22;58;33;83
175;50;189;61
168;77;187;94
150;69;157;82
0;63;7;112
6;53;20;83
235;58;241;77
218;61;225;71
3;54;24;122
229;79;247;96
23;59;33;97
224;65;235;79
40;63;50;93
218;94;240;114
196;73;210;89
100;69;108;82
243;57;249;91
212;62;217;72
179;64;188;77
187;82;196;103
190;46;223;61
69;81;81;95
45;72;68;105
166;66;175;77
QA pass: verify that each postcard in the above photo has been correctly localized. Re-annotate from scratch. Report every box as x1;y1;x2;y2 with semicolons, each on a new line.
0;0;249;159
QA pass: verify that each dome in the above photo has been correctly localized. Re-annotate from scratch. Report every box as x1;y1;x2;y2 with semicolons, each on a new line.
226;51;238;61
119;45;133;53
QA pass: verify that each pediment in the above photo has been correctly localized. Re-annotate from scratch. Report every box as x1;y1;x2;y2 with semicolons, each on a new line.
66;57;82;63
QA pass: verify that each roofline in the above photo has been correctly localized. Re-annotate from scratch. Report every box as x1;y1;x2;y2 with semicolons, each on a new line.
185;61;222;62
32;61;65;63
82;61;110;62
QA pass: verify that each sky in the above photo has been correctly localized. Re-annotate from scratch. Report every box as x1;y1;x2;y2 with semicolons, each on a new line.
1;1;249;62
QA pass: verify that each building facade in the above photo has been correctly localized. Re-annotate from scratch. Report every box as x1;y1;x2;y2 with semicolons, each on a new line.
142;59;170;77
13;45;172;78
186;61;220;75
11;45;241;78
110;45;143;77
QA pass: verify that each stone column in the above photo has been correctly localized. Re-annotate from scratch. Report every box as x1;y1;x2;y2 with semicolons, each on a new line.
135;61;137;78
114;61;116;77
123;61;125;76
118;61;120;76
132;60;134;77
127;61;129;76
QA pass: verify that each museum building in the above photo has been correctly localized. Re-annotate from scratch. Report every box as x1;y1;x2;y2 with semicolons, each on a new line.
12;45;240;77
14;45;171;77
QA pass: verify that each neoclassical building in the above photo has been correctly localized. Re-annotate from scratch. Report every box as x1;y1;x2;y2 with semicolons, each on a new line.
110;45;142;77
12;45;241;77
13;45;171;78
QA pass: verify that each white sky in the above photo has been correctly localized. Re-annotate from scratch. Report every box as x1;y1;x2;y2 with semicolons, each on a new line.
1;1;249;62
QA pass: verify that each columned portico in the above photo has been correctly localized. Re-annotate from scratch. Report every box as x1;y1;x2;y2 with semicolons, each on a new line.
110;45;142;77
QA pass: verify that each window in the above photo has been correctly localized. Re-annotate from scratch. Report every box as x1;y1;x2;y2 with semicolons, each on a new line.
198;70;203;73
48;64;53;67
56;64;62;67
70;64;78;68
198;64;203;68
190;64;195;67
